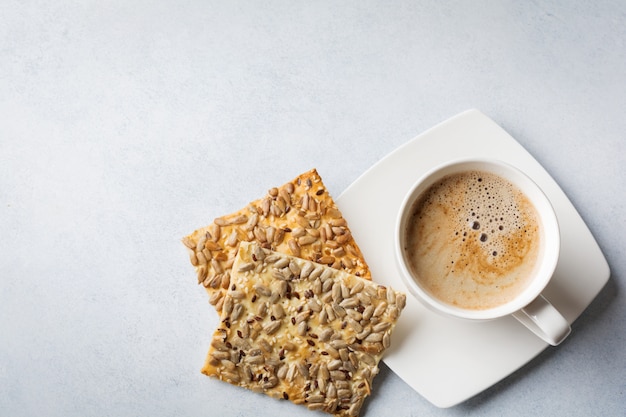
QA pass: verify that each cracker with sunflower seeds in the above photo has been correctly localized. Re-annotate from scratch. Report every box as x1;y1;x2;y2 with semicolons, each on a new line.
202;241;405;417
182;169;371;312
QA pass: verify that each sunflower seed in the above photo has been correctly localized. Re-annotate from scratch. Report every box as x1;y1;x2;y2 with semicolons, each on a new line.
286;363;297;382
297;362;310;379
340;283;351;299
336;233;351;245
240;323;250;338
298;235;317;246
196;265;207;284
245;349;265;365
288;260;301;276
307;403;325;411
318;376;327;393
209;290;223;306
364;332;383;343
357;292;372;305
319;307;328;324
335;380;350;390
254;226;267;243
244;213;259;231
274;280;288;297
307;299;322;312
206;273;220;289
349;352;359;368
307;394;324;403
309;265;324;280
349;280;364;295
189;250;201;266
254;283;272;297
322;277;333;293
343;360;356;373
214;217;227;226
288;239;301;257
295;310;310;324
373;302;387;317
356;327;371;341
223;295;234;314
372;322;391;332
264;254;280;264
222;371;241;383
331;371;347;381
348;402;360;416
252;244;265;261
265;226;276;244
325;345;340;359
383;332;391;349
231;304;244;321
332;303;346;318
306;227;320;237
262;376;279;389
339;348;350;362
274;228;285;245
211;258;223;274
312;278;322;294
220;272;230;289
339;298;359;309
263;321;281;335
327;382;337;399
347;318;363;333
300;262;314;279
329;339;348;350
279;188;291;205
182;236;196;250
318;255;335;265
324;304;336;322
277;364;288;380
297;321;308;336
272;304;285;319
272;268;291;281
274;257;290;269
329;218;347;227
275;196;287;214
396;293;407;309
230;290;245;299
292;227;306;238
238;262;255;272
319;328;334;342
327;359;342;371
345;308;362;322
332;282;342;302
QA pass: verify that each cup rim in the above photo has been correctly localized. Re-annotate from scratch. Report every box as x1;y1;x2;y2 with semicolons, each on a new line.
394;157;560;321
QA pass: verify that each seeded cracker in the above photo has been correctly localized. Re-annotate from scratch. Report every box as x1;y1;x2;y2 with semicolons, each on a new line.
182;169;371;312
202;241;406;417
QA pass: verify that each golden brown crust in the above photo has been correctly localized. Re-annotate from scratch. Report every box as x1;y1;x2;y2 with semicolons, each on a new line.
182;169;371;312
202;242;405;417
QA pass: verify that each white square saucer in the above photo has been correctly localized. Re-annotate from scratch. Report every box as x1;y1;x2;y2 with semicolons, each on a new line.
335;109;610;408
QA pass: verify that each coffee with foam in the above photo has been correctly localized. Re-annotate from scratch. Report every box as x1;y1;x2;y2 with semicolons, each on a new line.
405;170;541;310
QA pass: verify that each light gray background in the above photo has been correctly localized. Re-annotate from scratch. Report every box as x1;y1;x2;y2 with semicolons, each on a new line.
1;1;624;416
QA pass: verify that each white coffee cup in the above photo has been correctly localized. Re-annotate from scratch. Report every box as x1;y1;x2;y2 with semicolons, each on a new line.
395;158;571;346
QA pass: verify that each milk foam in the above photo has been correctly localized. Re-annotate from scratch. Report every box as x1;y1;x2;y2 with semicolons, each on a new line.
405;171;541;310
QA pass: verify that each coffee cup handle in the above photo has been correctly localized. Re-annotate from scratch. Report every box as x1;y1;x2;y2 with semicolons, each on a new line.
512;295;571;346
